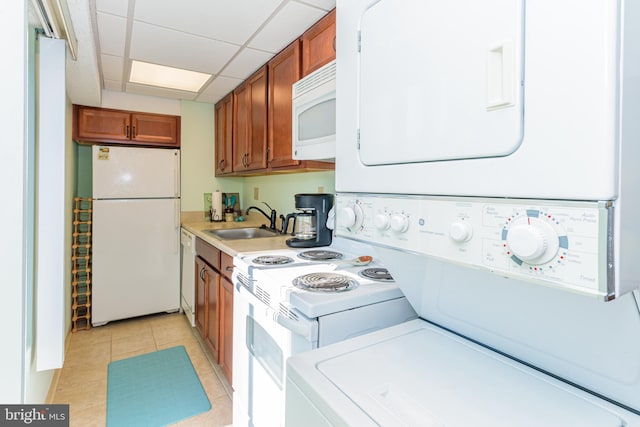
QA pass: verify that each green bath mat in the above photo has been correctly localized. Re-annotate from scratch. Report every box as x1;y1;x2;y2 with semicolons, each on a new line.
107;346;211;426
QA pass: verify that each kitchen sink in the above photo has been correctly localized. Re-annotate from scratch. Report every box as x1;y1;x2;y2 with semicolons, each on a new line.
203;227;280;240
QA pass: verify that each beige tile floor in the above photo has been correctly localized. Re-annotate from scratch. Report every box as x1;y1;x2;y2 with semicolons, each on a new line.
51;312;233;427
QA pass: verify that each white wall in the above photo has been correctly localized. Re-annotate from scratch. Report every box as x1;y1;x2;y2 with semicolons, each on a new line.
101;90;181;115
0;0;27;403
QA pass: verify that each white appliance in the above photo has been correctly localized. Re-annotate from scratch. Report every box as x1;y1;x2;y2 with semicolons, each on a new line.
232;238;416;427
284;0;640;425
291;59;336;162
180;227;196;326
336;0;640;300
92;145;181;326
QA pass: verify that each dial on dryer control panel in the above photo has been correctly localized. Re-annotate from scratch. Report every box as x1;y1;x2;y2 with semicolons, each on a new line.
334;194;612;299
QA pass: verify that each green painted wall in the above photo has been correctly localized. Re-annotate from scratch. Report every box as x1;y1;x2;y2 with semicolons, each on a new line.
241;171;335;221
75;144;92;197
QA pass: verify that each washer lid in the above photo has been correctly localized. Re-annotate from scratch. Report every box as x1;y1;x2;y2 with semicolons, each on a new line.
314;322;626;427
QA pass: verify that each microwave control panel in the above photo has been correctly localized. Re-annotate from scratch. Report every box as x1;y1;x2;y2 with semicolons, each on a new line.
335;193;613;299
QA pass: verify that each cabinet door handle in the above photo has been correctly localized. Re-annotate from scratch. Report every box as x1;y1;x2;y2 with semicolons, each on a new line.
219;159;225;171
132;126;136;138
332;36;336;52
125;125;130;138
225;266;233;272
200;267;206;280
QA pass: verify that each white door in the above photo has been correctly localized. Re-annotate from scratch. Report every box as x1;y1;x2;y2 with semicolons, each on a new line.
92;145;180;199
358;0;524;165
92;198;180;325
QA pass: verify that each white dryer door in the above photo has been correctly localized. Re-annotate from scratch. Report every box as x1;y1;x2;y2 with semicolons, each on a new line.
358;0;524;165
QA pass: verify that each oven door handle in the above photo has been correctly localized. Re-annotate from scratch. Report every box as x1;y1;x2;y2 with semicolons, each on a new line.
234;278;319;343
273;312;318;342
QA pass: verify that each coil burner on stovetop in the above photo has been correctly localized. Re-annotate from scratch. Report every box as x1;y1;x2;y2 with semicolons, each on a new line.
293;272;358;292
297;250;344;261
252;255;295;265
359;268;395;282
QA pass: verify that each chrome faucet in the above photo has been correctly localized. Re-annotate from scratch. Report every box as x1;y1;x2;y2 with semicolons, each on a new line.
246;202;277;230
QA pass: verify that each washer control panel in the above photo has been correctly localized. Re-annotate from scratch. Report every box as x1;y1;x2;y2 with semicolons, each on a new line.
335;194;612;298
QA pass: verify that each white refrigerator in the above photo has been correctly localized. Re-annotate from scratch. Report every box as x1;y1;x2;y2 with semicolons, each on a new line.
91;145;181;326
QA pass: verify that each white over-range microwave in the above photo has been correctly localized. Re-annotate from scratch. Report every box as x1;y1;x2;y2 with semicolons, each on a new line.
291;59;336;162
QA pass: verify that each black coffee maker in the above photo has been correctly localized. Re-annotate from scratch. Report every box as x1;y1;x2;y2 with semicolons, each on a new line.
285;193;333;248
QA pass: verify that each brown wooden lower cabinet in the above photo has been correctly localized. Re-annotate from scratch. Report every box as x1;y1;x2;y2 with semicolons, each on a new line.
219;275;233;386
195;256;207;339
195;255;220;360
195;239;233;386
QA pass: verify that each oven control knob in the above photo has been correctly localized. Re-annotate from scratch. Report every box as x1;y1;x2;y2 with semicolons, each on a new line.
449;221;473;242
390;214;409;233
373;213;391;231
339;203;364;231
505;217;559;264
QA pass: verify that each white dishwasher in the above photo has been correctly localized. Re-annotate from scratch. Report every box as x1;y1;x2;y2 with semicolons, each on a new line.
180;228;196;326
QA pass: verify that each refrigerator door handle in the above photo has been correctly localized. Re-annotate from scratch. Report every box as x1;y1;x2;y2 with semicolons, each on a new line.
174;199;180;254
173;152;180;197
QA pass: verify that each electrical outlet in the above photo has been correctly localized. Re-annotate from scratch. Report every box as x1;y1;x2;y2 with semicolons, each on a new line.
253;187;259;200
317;186;324;193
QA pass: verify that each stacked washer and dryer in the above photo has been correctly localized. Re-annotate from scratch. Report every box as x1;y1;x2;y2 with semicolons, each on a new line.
285;0;640;426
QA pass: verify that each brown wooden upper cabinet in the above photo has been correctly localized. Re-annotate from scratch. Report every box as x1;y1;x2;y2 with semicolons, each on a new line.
267;41;334;173
268;41;301;169
301;8;336;77
214;10;336;176
233;65;268;173
215;94;234;175
73;105;180;148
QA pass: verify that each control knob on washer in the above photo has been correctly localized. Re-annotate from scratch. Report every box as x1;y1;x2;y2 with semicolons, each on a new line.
390;214;409;233
338;203;364;230
449;221;473;242
373;213;391;231
505;217;559;264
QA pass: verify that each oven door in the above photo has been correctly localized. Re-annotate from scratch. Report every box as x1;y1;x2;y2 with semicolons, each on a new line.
232;273;317;427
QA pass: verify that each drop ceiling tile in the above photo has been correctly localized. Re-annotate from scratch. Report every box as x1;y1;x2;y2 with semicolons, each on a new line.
97;12;127;56
96;0;129;17
100;54;124;83
104;80;123;91
134;0;282;45
130;21;240;75
201;75;244;99
220;48;274;80
297;0;335;11
249;2;325;53
125;82;198;100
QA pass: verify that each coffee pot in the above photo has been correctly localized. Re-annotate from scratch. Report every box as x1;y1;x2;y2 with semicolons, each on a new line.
285;193;333;248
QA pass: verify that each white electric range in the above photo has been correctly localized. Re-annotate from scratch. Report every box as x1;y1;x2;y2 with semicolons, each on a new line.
231;237;417;427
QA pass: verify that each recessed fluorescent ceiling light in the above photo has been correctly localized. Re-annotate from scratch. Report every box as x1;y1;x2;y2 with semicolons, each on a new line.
129;60;211;92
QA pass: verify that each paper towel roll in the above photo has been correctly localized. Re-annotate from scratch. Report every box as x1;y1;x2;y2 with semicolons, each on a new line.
211;190;223;222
